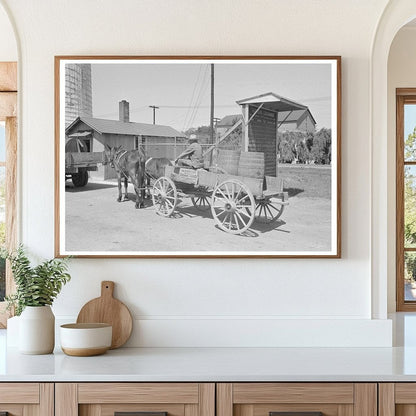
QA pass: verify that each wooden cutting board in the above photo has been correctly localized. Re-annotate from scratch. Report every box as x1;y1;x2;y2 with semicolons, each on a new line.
76;281;133;349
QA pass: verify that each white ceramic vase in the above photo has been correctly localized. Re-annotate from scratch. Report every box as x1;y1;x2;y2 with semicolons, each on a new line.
19;306;55;354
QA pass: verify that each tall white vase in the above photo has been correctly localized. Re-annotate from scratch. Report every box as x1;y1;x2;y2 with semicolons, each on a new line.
19;306;55;354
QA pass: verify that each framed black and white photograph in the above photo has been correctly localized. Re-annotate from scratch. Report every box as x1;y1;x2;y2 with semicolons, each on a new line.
55;56;341;258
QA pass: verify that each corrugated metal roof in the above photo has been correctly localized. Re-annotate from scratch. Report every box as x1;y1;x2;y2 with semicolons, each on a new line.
66;117;186;138
237;92;308;112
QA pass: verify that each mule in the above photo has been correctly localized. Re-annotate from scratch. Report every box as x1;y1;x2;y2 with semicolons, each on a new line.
145;157;172;180
144;157;172;198
103;144;146;209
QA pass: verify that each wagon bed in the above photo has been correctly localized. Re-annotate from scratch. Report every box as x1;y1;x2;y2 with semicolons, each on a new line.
151;166;288;235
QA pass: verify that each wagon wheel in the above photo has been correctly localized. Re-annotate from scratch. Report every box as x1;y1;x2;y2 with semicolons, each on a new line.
191;188;211;211
71;170;89;187
211;179;255;234
152;176;177;217
250;196;285;224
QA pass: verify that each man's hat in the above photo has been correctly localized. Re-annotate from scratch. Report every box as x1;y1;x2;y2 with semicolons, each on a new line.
189;134;198;142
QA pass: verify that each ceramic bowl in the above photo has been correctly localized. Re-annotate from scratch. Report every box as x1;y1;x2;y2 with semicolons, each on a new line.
60;323;112;356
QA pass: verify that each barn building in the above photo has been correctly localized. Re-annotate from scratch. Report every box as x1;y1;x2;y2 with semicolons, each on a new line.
218;106;315;138
277;108;316;133
66;100;186;180
216;114;243;138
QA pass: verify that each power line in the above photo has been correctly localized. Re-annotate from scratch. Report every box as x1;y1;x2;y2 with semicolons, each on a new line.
187;65;210;130
159;104;238;109
182;65;203;131
184;65;208;131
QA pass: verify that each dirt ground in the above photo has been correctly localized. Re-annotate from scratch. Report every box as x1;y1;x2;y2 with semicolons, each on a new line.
64;170;333;254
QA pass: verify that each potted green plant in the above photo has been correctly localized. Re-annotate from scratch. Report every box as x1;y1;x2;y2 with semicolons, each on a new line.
4;246;71;354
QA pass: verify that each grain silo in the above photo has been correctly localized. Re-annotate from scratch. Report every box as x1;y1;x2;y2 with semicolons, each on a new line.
65;63;92;127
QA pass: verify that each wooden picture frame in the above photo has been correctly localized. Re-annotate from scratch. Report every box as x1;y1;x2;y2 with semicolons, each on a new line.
396;88;416;311
0;61;17;326
55;56;341;258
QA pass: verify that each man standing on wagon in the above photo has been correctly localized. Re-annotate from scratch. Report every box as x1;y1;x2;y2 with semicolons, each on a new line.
175;134;204;168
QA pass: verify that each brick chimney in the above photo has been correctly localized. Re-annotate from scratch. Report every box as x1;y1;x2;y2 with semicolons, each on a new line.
119;100;130;123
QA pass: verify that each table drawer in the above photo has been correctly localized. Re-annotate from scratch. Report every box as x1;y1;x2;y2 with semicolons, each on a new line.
217;383;376;416
56;383;215;416
0;383;53;416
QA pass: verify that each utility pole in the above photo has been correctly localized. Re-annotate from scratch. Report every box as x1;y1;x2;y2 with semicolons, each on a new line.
149;105;159;124
213;117;221;144
210;64;214;144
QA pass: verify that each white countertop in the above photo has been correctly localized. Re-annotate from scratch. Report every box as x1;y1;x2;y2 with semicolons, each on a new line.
2;313;416;382
2;346;416;382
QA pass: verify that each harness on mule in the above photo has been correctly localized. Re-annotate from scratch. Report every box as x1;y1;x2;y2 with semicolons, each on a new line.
113;150;130;182
113;150;147;191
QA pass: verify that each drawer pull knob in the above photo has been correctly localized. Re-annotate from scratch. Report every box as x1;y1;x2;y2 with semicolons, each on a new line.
115;412;168;416
270;413;323;416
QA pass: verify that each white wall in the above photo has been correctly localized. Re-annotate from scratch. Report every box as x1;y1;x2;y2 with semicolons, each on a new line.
0;3;16;61
0;0;394;347
387;26;416;312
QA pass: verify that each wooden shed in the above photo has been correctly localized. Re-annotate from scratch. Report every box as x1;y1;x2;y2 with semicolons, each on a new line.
237;92;309;177
66;116;186;179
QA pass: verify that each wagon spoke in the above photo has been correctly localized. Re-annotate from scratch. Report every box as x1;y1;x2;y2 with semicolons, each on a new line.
236;194;250;205
236;207;251;219
217;188;230;202
165;199;174;209
162;180;170;192
221;212;231;228
191;193;211;211
217;209;227;217
224;183;233;200
236;202;250;210
235;211;247;227
226;216;233;231
265;204;274;219
267;202;281;213
222;183;230;199
229;213;237;230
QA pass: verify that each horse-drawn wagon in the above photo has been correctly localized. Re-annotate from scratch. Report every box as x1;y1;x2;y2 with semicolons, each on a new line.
102;144;289;235
152;162;288;235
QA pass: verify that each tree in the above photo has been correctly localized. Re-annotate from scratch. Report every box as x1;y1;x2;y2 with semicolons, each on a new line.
405;126;416;161
310;128;331;164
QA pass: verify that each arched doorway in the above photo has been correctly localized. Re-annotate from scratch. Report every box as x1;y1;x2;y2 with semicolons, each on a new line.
371;1;416;319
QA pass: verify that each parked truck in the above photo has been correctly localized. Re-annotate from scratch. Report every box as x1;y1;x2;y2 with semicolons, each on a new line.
65;137;103;187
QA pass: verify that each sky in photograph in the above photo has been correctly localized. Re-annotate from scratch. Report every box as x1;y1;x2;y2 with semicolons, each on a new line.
405;104;416;139
90;61;333;133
